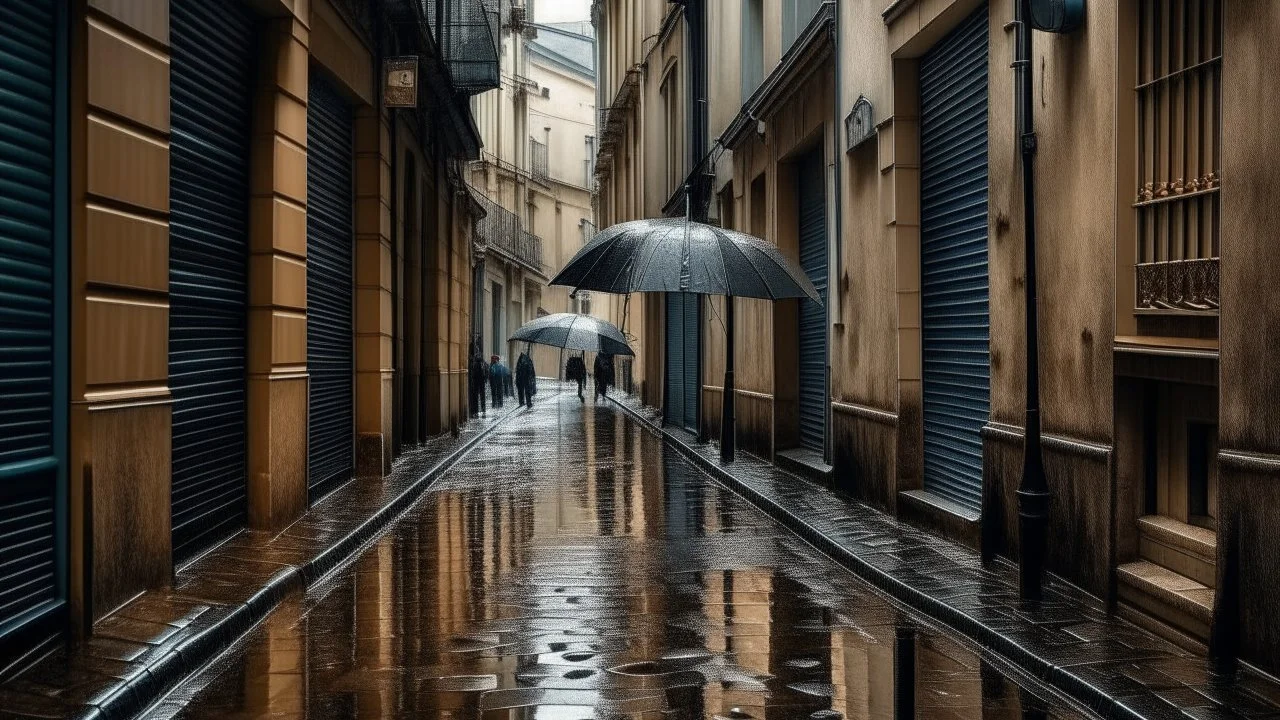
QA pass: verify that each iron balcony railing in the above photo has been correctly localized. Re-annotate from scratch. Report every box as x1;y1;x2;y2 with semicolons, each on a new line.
530;138;549;182
424;0;500;94
470;188;544;273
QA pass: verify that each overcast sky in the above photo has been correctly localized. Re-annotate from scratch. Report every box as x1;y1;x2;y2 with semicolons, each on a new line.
536;0;591;23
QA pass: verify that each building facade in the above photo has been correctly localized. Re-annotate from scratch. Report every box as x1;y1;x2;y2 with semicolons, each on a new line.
0;0;492;677
467;6;617;379
595;0;1280;672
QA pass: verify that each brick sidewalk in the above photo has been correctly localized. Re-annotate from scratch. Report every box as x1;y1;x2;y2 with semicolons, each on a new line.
0;398;539;720
610;393;1280;720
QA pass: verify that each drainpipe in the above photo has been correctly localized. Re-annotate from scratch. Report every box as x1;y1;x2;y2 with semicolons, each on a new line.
826;0;840;467
1014;0;1049;603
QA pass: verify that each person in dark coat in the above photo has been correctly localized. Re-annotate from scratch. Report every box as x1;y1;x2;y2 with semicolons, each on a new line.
593;352;615;402
468;353;489;417
488;355;510;408
515;351;537;407
566;354;587;401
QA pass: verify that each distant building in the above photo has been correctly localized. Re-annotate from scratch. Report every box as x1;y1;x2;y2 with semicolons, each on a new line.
470;9;621;377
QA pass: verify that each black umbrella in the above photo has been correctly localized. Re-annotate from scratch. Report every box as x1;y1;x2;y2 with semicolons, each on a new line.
551;216;823;463
509;313;634;356
550;218;821;301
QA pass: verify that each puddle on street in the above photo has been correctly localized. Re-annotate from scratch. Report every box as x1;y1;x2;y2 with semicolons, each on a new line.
148;396;1089;719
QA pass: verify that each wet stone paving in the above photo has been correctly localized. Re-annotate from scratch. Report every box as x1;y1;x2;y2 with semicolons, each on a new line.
147;394;1087;719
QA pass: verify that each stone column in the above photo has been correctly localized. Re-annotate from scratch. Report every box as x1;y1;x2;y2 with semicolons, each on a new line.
354;106;394;476
70;0;173;635
246;14;310;530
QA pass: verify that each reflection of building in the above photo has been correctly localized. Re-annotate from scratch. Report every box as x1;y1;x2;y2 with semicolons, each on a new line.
594;0;1280;675
0;0;491;676
469;6;618;375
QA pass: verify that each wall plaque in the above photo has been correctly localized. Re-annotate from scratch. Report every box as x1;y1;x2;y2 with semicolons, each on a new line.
384;56;418;108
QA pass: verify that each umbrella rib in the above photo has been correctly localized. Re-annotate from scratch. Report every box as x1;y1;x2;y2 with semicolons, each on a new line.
712;227;733;297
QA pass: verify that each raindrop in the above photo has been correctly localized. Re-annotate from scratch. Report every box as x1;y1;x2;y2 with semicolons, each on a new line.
562;651;595;662
564;669;595;680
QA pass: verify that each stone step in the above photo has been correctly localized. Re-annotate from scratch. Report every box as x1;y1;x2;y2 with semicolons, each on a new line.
1137;514;1217;587
1117;559;1214;645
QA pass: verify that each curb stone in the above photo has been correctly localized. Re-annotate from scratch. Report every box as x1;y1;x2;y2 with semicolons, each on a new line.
606;394;1169;720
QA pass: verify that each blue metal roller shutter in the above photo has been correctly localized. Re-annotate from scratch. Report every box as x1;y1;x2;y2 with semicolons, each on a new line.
681;292;699;432
798;149;828;452
169;0;255;563
664;293;685;427
919;4;990;512
307;73;354;500
0;0;62;654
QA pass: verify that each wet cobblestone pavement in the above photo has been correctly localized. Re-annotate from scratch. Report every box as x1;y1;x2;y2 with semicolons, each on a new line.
145;394;1089;720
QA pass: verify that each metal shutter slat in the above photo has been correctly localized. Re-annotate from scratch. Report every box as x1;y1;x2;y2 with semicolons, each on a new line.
0;0;58;638
307;74;354;500
920;4;990;513
168;0;255;563
798;150;827;452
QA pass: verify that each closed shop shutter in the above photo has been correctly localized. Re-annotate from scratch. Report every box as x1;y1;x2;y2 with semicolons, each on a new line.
919;4;990;512
681;292;699;432
798;150;828;452
664;293;685;427
0;0;61;648
169;0;255;562
307;73;354;500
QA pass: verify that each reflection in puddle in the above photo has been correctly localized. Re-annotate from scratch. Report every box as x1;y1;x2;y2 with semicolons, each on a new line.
150;397;1089;720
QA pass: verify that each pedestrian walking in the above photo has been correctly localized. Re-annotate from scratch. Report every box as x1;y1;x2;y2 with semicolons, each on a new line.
593;352;615;402
468;352;489;417
516;351;537;407
566;354;587;401
488;355;510;408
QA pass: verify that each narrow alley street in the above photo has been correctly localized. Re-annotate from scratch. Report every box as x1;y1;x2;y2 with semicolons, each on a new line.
144;392;1082;720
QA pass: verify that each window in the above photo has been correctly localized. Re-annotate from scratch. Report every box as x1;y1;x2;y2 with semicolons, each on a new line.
579;291;592;316
1133;0;1221;312
661;63;683;199
585;135;596;187
781;0;822;50
741;0;764;98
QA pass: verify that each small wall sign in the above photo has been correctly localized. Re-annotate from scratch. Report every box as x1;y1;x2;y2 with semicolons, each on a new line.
384;56;418;108
845;95;875;153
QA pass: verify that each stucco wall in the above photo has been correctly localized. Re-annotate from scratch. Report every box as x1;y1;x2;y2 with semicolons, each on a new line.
1215;0;1280;674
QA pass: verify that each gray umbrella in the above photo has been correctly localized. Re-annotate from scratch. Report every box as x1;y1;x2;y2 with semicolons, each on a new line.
509;313;634;356
549;218;821;302
550;216;823;464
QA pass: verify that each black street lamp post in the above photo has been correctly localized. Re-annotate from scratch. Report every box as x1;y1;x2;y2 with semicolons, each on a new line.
1015;0;1050;603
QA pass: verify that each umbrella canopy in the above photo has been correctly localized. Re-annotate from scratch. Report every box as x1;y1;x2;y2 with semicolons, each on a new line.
509;313;634;356
549;218;822;303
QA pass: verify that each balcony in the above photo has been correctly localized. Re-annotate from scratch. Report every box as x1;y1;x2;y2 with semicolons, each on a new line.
470;188;544;275
424;0;500;94
530;138;549;182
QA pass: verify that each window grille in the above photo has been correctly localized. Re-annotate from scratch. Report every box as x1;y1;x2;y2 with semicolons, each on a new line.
1134;0;1221;311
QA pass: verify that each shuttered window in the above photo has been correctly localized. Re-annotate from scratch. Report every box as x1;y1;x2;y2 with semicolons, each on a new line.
919;5;990;512
169;0;255;562
1133;0;1221;312
307;73;355;501
797;149;827;452
0;0;63;652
